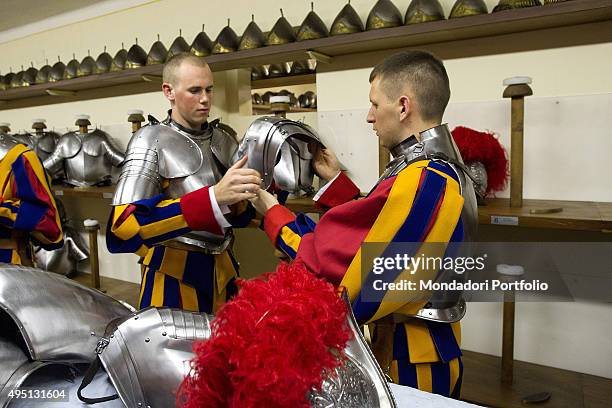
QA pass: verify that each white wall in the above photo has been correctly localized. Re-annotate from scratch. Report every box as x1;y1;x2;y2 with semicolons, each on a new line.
0;0;611;379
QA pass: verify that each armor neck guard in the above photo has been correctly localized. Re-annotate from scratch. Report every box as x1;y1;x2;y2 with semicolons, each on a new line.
390;124;460;163
163;111;211;138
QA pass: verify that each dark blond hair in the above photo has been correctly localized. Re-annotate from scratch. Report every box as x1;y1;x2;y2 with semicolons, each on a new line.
162;53;209;85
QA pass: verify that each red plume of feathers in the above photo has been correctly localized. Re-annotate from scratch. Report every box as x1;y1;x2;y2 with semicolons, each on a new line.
177;262;352;408
451;126;509;194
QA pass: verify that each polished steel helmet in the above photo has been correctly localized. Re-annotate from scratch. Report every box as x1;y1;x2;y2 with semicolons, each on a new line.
147;34;168;65
190;25;213;57
297;3;329;41
331;1;364;35
493;0;542;12
65;54;80;79
36;62;52;84
251;65;268;81
405;0;445;24
23;63;38;85
95;46;113;74
266;9;296;45
267;62;291;77
366;0;403;30
167;29;190;59
126;39;147;69
239;116;323;195
78;51;96;76
9;69;26;88
212;19;239;54
290;59;317;75
111;43;128;71
238;15;266;50
450;0;489;18
49;57;66;82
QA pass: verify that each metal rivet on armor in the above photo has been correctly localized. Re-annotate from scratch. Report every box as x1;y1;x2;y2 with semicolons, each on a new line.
90;331;95;336
137;403;142;407
428;312;433;315
134;316;139;320
145;337;150;342
162;331;167;336
110;334;114;338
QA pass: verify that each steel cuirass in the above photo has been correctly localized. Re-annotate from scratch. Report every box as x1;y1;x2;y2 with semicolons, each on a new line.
87;290;396;408
376;124;478;323
113;115;239;253
44;128;125;187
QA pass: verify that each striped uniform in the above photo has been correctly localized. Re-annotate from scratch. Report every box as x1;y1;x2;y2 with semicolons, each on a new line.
0;143;63;264
107;182;254;313
262;160;465;398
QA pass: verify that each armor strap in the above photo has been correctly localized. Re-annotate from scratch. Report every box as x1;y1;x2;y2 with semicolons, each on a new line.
77;356;119;404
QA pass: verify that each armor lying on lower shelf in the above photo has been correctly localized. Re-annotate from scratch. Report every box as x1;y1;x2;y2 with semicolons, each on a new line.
33;199;88;276
43;115;125;187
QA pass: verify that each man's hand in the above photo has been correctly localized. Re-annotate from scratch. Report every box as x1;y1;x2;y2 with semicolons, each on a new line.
311;143;341;182
214;156;262;206
249;189;279;215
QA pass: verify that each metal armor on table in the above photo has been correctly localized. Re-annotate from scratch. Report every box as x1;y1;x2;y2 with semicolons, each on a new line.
113;116;238;253
88;290;396;408
0;265;132;407
238;116;323;196
44;128;125;187
379;124;478;323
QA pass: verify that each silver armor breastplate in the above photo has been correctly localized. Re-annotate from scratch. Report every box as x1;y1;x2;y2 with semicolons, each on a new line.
113;117;238;253
379;124;478;323
44;129;124;187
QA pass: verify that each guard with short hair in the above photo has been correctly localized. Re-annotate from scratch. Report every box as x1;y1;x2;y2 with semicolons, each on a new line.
107;53;260;313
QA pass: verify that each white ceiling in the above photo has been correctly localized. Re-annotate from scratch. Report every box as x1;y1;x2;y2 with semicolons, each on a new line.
0;0;103;32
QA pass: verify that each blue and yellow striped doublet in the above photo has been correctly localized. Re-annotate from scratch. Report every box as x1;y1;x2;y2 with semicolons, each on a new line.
262;160;466;397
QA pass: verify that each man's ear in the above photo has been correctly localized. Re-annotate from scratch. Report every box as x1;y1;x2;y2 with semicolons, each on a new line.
162;82;175;102
398;95;411;121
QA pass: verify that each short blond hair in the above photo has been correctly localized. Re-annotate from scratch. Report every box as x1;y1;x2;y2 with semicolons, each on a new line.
162;53;209;85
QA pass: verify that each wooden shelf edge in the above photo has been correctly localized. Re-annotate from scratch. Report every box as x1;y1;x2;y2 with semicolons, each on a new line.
251;73;316;90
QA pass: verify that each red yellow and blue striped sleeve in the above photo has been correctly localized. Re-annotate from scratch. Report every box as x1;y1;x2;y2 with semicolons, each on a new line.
106;185;223;257
0;147;63;249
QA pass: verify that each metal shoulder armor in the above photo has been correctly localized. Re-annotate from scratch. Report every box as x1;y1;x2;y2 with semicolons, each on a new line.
112;123;202;205
0;133;24;161
36;132;58;153
0;265;131;363
210;119;238;168
55;131;82;158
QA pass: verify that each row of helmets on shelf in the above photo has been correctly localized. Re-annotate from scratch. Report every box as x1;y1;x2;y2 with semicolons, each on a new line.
0;0;567;90
252;90;317;109
251;59;317;81
0;113;140;187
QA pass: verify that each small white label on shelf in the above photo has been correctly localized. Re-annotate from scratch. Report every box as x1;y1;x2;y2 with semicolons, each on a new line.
491;215;519;226
54;190;63;196
103;192;114;199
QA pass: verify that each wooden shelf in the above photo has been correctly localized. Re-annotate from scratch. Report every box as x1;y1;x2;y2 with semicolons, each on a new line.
251;73;316;90
2;0;611;110
52;185;115;199
479;198;612;232
48;188;612;233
